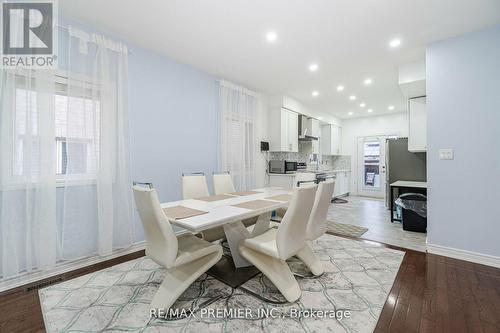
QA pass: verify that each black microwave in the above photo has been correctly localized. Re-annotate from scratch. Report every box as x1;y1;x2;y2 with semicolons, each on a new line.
269;160;298;174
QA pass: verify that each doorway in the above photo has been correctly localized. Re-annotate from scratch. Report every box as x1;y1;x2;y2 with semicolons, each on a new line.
357;136;389;198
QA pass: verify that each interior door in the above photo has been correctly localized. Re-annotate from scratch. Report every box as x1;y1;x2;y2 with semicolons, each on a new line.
357;136;387;198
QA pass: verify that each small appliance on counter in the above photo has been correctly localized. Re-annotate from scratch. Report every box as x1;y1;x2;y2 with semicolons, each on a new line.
269;160;297;174
296;162;307;171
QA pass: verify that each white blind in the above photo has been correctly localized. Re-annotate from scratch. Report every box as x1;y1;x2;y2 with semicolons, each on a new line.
218;80;259;191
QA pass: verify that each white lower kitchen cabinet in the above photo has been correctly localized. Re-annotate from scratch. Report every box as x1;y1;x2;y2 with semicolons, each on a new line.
269;171;350;196
333;171;350;198
268;174;296;189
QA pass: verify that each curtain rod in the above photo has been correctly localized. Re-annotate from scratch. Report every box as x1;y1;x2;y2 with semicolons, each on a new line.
55;24;133;54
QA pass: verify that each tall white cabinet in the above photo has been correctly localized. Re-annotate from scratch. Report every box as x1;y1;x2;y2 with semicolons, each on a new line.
408;97;427;152
269;108;299;152
321;124;342;155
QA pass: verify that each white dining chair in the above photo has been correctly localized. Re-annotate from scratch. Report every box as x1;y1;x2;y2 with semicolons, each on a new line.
209;172;258;242
182;173;210;199
181;173;226;242
238;185;317;302
132;184;222;310
213;172;235;194
295;179;335;276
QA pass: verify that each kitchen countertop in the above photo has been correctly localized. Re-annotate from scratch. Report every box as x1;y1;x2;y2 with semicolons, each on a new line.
268;169;350;176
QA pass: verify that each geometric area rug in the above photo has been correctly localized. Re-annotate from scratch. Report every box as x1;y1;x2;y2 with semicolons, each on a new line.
39;235;404;333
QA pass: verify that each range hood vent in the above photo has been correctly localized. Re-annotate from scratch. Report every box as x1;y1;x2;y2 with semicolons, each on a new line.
298;115;319;141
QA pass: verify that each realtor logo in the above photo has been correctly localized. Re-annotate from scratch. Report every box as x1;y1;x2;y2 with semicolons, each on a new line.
1;0;57;68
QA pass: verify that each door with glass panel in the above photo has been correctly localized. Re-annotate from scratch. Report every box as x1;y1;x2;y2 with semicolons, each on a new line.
357;137;387;198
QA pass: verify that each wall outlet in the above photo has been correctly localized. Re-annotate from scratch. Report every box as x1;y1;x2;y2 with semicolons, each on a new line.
439;148;454;160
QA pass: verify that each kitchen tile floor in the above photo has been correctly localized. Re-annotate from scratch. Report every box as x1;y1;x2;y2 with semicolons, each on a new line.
327;196;427;252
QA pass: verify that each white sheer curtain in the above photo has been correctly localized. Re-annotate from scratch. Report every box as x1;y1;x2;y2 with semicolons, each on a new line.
0;70;57;278
59;27;134;260
0;27;134;279
218;80;260;191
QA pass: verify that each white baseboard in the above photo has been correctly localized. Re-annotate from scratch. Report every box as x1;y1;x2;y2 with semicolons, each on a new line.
0;241;146;293
427;243;500;268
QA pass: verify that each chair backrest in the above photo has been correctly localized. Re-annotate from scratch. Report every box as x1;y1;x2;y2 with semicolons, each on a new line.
213;172;235;194
132;185;178;269
276;185;317;259
306;180;335;241
182;174;210;199
295;172;316;187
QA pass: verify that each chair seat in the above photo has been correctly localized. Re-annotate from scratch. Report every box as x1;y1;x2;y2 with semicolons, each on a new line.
174;234;221;267
240;228;280;259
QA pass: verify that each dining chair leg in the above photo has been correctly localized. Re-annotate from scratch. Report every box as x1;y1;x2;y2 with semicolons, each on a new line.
239;245;301;303
295;243;324;276
150;248;222;310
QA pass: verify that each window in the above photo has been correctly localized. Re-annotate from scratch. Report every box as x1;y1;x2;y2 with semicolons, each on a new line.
363;141;380;189
222;114;254;175
12;74;101;181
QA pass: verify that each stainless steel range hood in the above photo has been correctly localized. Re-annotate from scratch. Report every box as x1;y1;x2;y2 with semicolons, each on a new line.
298;115;319;141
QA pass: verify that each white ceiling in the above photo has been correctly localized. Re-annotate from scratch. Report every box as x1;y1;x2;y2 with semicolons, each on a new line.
60;0;500;119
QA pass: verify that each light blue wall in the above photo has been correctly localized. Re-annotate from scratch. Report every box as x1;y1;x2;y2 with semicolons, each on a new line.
128;43;218;203
426;25;500;258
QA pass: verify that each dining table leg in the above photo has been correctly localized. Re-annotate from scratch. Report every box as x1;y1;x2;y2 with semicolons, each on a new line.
222;211;273;268
250;211;272;237
222;221;252;268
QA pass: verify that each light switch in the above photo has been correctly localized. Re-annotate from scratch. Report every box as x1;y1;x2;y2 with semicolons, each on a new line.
439;149;454;160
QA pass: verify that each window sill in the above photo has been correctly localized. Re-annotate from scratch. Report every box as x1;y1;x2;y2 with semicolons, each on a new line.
1;178;98;191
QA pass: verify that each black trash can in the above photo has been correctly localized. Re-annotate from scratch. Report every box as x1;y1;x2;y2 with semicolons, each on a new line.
396;193;427;233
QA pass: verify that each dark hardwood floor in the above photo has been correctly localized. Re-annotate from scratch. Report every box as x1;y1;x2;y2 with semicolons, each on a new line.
1;240;499;333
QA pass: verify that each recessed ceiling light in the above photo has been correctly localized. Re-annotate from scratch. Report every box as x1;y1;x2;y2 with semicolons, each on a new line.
364;78;373;85
312;90;319;97
336;85;344;92
348;112;354;116
266;31;277;43
359;103;366;108
388;105;395;110
367;109;373;113
349;95;356;101
309;63;319;72
389;39;401;48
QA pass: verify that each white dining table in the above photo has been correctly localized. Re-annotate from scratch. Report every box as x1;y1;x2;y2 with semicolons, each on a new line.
160;187;292;268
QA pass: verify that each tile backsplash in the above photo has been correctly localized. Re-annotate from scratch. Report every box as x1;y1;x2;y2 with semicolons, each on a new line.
267;152;351;171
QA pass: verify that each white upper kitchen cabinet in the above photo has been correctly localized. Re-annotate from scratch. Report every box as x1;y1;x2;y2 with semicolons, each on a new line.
321;124;342;155
269;107;299;152
408;97;427;152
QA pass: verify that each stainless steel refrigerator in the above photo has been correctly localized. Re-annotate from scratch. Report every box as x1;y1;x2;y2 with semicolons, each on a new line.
385;138;427;207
